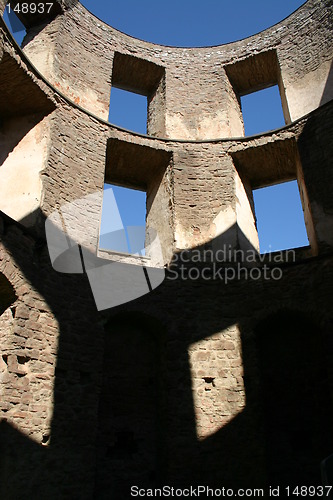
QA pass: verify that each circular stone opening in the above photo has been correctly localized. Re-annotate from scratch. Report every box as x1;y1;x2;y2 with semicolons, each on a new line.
80;0;306;47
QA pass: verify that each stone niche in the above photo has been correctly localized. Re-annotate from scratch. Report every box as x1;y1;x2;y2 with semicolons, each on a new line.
0;51;55;227
104;137;173;265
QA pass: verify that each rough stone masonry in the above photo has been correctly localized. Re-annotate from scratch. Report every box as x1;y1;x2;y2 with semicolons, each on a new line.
0;1;333;498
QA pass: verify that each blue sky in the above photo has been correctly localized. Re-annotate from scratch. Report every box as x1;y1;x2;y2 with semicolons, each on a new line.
4;0;309;253
80;0;305;48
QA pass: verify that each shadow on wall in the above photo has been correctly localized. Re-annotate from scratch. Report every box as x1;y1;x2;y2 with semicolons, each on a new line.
320;60;333;107
298;97;333;252
93;313;168;498
1;209;333;499
0;272;17;314
0;113;45;166
0;2;332;495
254;312;333;489
0;110;54;229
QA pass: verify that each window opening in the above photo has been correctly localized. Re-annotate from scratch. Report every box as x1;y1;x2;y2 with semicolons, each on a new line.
253;180;309;253
241;85;285;136
99;183;146;255
3;4;26;46
109;87;147;134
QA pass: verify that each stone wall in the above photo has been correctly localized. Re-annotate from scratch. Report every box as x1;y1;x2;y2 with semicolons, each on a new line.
19;0;333;138
1;212;333;497
0;1;333;498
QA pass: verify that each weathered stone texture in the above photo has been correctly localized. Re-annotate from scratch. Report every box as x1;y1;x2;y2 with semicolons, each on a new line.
17;0;333;138
0;0;333;498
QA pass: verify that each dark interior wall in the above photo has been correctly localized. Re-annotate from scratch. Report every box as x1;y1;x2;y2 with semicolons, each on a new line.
256;311;333;488
94;314;166;498
1;211;333;497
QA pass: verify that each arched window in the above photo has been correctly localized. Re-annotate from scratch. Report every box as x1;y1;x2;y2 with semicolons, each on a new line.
94;313;165;497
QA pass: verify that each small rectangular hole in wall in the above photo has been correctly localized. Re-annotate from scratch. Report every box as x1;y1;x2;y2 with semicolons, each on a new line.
99;183;146;255
241;85;285;136
3;4;26;45
109;87;147;134
254;180;309;253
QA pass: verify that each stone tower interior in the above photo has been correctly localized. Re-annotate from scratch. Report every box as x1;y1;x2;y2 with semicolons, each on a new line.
0;0;333;498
